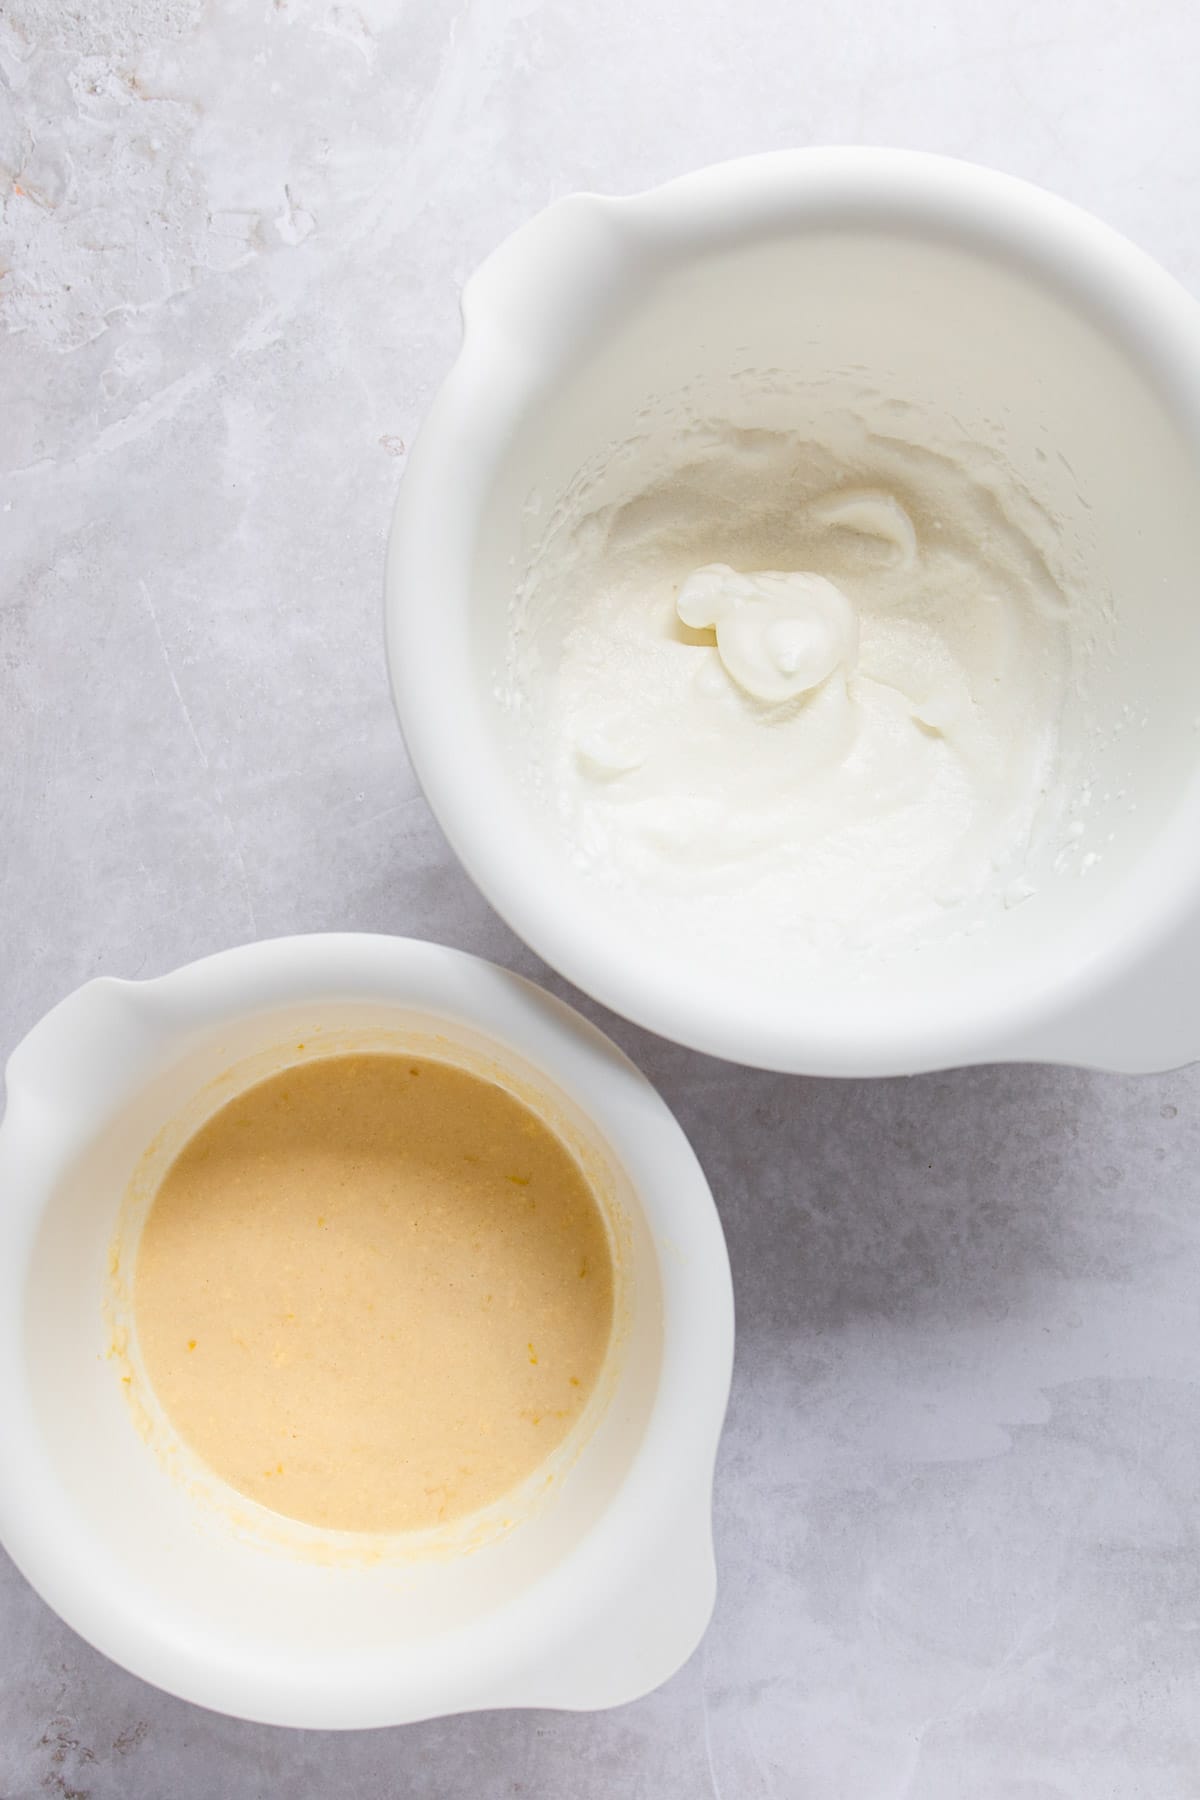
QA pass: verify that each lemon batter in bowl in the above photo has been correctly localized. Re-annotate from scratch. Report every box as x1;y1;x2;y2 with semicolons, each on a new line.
134;1052;615;1535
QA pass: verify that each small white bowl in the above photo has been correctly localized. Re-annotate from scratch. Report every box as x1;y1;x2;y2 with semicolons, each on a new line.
0;935;732;1728
386;148;1200;1077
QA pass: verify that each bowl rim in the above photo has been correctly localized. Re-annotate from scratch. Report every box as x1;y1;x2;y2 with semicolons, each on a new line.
385;145;1200;1077
0;932;733;1727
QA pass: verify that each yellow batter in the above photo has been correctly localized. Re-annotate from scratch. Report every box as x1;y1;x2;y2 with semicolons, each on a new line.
133;1053;615;1533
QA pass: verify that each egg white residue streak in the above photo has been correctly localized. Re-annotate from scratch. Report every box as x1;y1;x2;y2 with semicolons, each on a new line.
502;417;1072;962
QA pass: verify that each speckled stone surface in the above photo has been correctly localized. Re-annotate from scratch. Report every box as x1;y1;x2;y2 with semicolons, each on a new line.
4;1;1200;1794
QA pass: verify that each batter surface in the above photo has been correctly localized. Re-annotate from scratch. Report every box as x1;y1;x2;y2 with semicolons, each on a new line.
133;1053;615;1533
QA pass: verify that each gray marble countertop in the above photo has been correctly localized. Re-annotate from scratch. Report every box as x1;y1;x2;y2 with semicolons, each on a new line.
4;1;1200;1794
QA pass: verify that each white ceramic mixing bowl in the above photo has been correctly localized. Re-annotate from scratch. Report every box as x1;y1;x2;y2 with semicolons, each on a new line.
0;936;732;1727
386;148;1200;1077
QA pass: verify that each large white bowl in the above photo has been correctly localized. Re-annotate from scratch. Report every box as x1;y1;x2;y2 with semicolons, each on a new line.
386;148;1200;1077
0;935;732;1728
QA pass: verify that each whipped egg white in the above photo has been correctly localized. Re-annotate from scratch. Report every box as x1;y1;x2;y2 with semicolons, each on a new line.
503;420;1071;962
